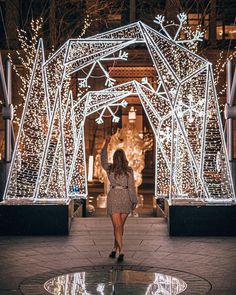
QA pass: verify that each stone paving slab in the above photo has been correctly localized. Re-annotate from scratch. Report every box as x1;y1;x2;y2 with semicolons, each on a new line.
0;217;235;294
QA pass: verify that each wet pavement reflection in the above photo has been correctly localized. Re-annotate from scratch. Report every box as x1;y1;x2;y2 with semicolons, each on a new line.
44;270;187;295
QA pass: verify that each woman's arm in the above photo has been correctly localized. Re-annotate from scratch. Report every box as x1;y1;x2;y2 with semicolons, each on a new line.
100;136;111;172
128;168;138;207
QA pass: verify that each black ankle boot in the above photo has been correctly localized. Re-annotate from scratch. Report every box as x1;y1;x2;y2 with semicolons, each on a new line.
117;253;124;262
109;249;117;258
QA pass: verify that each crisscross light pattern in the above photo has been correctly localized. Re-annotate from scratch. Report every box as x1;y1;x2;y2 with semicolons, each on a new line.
3;18;235;203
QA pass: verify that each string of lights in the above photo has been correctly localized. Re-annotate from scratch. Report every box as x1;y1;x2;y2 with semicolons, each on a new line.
3;13;235;203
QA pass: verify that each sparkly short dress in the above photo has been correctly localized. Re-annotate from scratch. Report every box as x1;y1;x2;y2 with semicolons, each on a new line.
101;144;138;215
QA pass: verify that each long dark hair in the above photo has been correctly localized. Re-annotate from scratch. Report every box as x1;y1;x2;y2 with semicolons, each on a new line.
110;149;131;178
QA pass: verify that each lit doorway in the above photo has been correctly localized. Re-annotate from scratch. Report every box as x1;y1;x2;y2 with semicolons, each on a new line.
84;93;156;217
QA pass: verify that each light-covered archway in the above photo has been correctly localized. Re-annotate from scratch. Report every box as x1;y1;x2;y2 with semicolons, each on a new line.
3;18;235;203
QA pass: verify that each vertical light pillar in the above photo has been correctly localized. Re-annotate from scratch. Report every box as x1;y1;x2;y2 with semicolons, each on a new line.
226;60;234;161
88;155;94;181
0;54;14;181
5;58;12;164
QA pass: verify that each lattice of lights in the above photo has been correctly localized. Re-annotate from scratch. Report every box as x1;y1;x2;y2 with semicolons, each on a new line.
3;13;235;203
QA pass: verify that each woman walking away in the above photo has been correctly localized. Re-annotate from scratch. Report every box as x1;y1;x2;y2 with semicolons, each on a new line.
101;135;137;262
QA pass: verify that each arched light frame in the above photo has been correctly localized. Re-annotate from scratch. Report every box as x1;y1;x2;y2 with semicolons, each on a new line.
3;21;235;203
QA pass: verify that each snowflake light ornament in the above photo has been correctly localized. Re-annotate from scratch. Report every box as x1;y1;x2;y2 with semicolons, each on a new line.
95;99;128;124
78;50;129;88
3;16;235;204
176;94;205;124
154;12;204;45
141;77;155;92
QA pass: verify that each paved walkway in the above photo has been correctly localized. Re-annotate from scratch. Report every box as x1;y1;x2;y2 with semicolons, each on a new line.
0;217;236;294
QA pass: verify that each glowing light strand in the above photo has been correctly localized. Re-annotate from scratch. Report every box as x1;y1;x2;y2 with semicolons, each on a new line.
3;16;235;203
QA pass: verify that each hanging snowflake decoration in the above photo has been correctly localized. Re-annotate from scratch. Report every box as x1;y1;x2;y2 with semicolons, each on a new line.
176;94;205;123
154;12;204;45
78;50;128;88
4;14;235;204
95;99;128;124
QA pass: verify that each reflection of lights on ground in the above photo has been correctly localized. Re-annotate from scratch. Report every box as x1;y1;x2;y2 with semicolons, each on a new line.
44;270;187;295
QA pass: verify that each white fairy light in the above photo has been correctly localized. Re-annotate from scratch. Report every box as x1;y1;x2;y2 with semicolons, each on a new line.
3;15;235;203
7;18;44;127
87;155;94;182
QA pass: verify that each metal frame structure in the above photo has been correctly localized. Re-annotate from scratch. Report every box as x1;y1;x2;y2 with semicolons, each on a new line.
0;54;15;165
225;59;236;161
3;15;235;203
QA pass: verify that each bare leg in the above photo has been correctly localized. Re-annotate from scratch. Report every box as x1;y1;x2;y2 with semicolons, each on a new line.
111;213;129;250
121;213;129;236
110;215;118;250
111;213;123;253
